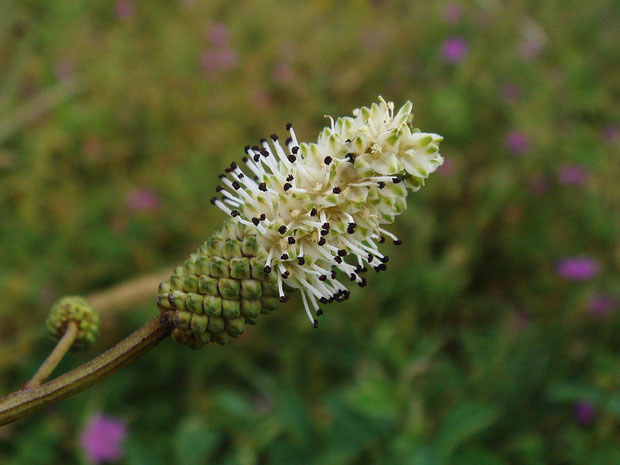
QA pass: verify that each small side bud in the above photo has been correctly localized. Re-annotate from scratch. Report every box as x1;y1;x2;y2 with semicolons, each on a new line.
46;296;100;350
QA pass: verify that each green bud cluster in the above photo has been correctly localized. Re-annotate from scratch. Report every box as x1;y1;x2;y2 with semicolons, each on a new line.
156;220;280;349
46;296;100;350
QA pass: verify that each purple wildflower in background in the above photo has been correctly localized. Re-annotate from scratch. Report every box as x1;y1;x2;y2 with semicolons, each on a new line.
80;414;127;464
126;188;161;212
556;257;600;281
54;60;73;82
501;82;521;103
573;400;595;426
115;0;135;20
504;130;530;155
588;294;616;318
602;125;618;144
441;36;468;63
557;164;589;186
529;175;549;196
443;3;462;24
517;19;547;60
272;62;294;84
438;157;456;177
206;23;230;46
200;48;238;73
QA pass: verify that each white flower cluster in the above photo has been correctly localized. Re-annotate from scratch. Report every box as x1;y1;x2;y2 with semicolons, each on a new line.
212;97;443;326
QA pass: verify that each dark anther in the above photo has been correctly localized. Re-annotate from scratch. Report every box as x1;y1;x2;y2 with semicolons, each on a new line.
378;181;385;189
283;183;292;191
331;271;337;279
324;156;332;165
338;249;347;257
378;236;386;243
281;271;290;279
319;297;328;304
291;146;299;154
332;186;341;194
286;175;294;182
260;149;269;157
334;256;343;264
231;210;240;217
252;217;260;226
287;236;296;245
210;197;218;205
280;253;289;260
322;222;330;229
232;181;240;190
367;254;374;262
358;278;367;288
244;145;251;152
253;154;261;162
264;265;272;273
260;138;267;144
259;213;266;220
252;145;260;151
297;256;305;265
320;229;329;236
349;274;356;281
319;275;327;281
280;296;289;303
238;173;245;179
287;155;297;162
318;237;326;246
346;153;356;163
278;226;287;234
285;137;292;146
317;309;324;315
313;320;319;328
286;122;293;130
216;185;224;192
270;134;278;141
380;256;389;263
218;174;226;179
242;157;248;163
392;176;402;184
393;239;402;245
310;208;317;217
258;182;267;192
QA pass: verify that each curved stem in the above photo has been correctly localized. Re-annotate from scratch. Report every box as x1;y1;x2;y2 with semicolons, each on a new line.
0;314;172;426
22;321;79;390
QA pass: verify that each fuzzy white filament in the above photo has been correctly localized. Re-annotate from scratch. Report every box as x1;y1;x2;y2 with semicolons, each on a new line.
212;97;444;326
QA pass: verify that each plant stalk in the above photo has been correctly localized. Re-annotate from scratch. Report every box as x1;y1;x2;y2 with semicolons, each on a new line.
21;321;78;390
0;314;172;426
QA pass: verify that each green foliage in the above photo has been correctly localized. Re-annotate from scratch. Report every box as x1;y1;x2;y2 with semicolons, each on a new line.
0;0;617;463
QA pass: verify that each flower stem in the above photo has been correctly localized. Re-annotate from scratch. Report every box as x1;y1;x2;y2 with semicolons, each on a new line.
21;321;79;390
0;313;172;426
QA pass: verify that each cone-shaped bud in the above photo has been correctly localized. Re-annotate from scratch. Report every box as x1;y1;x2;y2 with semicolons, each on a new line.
157;220;280;349
46;296;100;350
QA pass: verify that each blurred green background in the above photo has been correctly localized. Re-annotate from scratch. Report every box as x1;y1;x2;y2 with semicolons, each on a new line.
0;0;618;464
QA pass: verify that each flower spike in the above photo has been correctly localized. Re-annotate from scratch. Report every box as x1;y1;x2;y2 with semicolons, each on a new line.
158;97;443;347
213;97;443;324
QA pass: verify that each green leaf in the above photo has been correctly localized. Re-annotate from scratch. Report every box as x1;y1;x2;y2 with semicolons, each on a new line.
172;417;220;465
433;402;500;465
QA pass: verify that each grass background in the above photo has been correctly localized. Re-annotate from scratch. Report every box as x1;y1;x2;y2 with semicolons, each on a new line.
0;0;618;463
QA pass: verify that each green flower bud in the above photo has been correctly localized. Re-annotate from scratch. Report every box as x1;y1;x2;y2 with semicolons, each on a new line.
157;220;280;348
46;296;99;350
